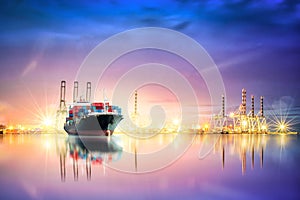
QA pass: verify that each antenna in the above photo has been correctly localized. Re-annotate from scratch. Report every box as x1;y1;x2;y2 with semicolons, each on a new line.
103;89;108;102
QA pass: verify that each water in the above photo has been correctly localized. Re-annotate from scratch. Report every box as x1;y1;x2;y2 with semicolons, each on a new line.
0;133;299;200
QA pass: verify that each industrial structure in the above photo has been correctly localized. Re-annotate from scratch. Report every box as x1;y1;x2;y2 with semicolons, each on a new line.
129;90;138;127
73;81;78;103
130;90;150;129
134;90;138;116
56;81;68;130
212;89;267;134
56;80;93;131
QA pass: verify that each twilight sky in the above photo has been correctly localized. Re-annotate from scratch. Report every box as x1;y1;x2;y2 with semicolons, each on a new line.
0;0;299;128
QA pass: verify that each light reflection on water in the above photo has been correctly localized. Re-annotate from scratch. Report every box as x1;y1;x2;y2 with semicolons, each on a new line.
0;133;299;200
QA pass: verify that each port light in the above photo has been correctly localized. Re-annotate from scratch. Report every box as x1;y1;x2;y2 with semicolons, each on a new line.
172;119;179;126
43;117;54;127
279;124;286;132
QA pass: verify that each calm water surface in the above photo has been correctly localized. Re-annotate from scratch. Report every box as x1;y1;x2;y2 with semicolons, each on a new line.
0;133;299;200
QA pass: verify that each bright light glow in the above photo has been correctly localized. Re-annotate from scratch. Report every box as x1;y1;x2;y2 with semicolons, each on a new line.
261;125;267;130
269;98;296;133
271;117;293;133
44;140;51;149
242;138;247;148
23;87;58;129
43;117;54;127
280;124;285;132
203;123;209;131
172;119;179;125
272;120;293;133
229;112;234;118
242;120;247;127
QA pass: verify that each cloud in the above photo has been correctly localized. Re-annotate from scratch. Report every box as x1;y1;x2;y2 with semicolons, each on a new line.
1;0;299;43
173;21;190;30
271;96;295;111
22;60;38;77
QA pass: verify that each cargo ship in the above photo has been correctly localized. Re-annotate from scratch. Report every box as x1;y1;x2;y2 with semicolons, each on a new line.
64;101;123;136
60;81;123;136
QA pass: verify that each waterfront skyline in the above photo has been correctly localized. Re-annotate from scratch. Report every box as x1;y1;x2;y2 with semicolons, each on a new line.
0;0;299;128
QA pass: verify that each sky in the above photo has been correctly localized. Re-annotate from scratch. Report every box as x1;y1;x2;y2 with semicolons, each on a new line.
0;0;299;129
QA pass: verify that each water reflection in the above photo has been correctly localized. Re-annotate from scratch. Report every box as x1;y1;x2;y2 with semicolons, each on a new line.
58;133;284;176
97;133;194;173
198;134;269;175
0;133;299;199
219;134;266;174
59;136;123;182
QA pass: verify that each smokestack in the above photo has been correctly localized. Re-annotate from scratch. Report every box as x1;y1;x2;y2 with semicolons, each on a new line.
260;96;264;117
86;82;91;102
73;81;78;103
60;80;66;111
222;95;225;117
134;90;138;115
251;95;255;117
241;88;247;115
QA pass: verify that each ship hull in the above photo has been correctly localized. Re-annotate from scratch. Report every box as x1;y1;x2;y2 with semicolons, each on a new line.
64;114;123;136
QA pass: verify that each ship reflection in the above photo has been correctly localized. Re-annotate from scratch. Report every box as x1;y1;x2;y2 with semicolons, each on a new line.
59;136;123;182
